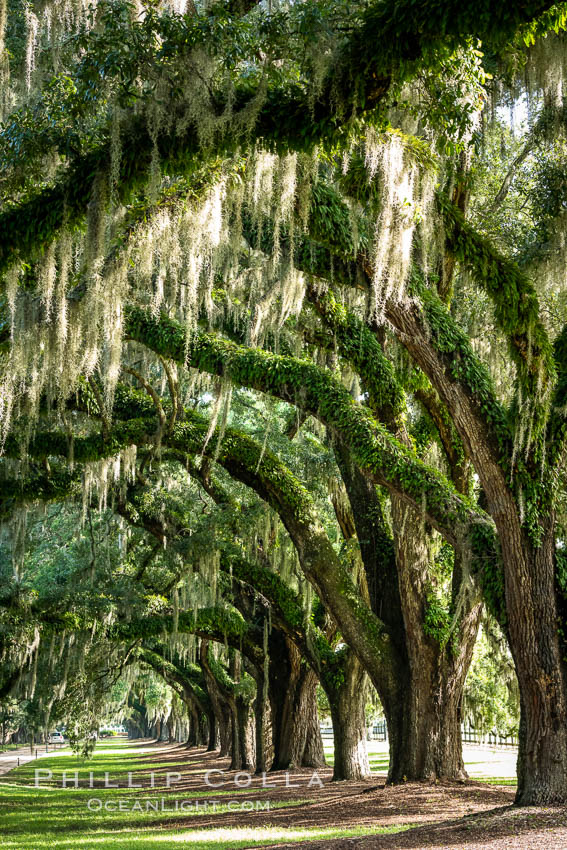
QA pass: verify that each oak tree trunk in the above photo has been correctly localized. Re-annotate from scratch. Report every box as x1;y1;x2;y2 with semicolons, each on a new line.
383;498;481;782
386;665;466;782
233;698;254;771
327;652;370;780
218;711;231;757
254;670;271;774
504;527;567;804
269;636;326;769
186;706;199;747
207;710;218;752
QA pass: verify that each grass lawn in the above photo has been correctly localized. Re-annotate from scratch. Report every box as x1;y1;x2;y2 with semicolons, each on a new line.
0;738;521;849
0;740;412;850
324;740;517;783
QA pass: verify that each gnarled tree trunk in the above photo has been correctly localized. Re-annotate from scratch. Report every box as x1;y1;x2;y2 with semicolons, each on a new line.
207;709;218;752
269;635;325;769
503;525;567;804
386;661;467;782
335;445;481;783
327;652;370;780
384;497;481;782
185;705;200;747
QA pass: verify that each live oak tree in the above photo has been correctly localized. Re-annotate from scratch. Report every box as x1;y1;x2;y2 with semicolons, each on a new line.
1;391;375;778
3;0;567;806
119;466;372;778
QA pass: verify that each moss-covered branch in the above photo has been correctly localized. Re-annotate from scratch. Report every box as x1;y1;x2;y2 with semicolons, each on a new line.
137;645;211;714
413;384;469;494
440;196;555;437
0;467;80;519
7;393;398;682
124;308;492;546
305;285;405;429
286;186;516;494
111;606;263;667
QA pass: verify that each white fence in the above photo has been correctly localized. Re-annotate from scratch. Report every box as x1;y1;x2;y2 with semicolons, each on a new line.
320;722;518;748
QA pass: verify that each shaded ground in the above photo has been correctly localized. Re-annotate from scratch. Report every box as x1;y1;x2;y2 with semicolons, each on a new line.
274;805;567;850
130;743;567;848
1;740;566;848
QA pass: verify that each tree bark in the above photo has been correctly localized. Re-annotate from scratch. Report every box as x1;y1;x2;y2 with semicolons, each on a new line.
292;667;326;768
186;706;199;747
207;709;218;752
327;652;370;780
504;525;567;804
199;713;208;746
383;497;481;782
218;711;231;758
235;698;254;771
254;668;271;774
229;706;241;770
269;635;326;769
386;663;466;783
228;651;248;770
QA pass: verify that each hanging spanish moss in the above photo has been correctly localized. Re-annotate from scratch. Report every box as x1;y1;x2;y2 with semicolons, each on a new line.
365;129;435;318
525;33;567;109
24;3;39;92
197;379;232;462
0;0;9;121
0;137;322;447
82;445;137;517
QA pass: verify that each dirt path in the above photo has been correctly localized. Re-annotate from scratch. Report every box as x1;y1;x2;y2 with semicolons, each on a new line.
0;743;67;776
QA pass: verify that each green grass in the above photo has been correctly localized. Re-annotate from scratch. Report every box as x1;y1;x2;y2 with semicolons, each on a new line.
0;741;414;849
322;741;389;773
0;823;413;850
323;740;517;782
0;738;518;848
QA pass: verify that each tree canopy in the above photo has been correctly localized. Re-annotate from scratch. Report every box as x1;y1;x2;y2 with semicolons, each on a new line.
3;0;567;806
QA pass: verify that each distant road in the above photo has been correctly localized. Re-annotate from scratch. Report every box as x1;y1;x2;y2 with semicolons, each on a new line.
0;744;68;776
